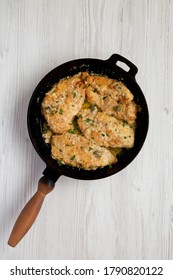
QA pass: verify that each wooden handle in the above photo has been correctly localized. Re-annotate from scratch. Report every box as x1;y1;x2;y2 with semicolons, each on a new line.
8;176;55;247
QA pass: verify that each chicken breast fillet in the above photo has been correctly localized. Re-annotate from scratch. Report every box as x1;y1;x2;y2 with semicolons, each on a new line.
85;75;137;124
51;133;116;170
77;107;135;148
41;72;137;170
41;73;86;134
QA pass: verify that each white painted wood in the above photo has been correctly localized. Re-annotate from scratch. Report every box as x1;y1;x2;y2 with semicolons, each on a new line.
0;0;173;259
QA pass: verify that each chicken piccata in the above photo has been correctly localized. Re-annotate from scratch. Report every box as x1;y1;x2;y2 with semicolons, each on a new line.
41;72;137;170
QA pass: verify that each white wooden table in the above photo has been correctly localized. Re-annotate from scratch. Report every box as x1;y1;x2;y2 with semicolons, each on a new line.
0;0;173;260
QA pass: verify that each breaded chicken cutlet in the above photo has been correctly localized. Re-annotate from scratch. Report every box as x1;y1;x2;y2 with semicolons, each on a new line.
41;72;137;170
85;75;137;124
51;133;116;170
41;73;86;134
77;107;134;148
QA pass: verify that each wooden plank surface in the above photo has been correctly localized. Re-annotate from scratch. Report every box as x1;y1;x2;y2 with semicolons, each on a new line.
0;0;173;259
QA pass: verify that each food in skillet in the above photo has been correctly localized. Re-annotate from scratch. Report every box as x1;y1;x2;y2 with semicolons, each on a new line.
85;75;137;124
51;134;116;170
77;107;134;148
41;72;137;170
41;73;86;134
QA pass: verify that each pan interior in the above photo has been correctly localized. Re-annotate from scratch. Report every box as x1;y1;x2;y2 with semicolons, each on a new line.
27;58;149;180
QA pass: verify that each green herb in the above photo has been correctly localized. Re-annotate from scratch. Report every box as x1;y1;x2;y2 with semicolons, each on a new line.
71;91;77;98
57;159;63;166
85;118;93;123
101;133;105;136
71;155;75;160
59;108;63;115
50;110;57;116
88;147;93;151
122;120;128;126
68;129;75;134
108;164;112;169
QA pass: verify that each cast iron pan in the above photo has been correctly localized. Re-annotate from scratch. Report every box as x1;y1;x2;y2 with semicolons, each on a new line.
8;54;149;247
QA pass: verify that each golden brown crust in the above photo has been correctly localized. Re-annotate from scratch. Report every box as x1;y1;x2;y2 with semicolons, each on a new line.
41;72;137;170
78;108;134;148
85;75;137;124
41;73;86;133
51;133;116;170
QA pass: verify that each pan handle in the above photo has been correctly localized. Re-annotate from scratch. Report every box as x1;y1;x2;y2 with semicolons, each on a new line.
106;54;138;78
8;175;56;247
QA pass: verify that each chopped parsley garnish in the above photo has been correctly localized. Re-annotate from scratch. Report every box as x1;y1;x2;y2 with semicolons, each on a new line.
88;147;93;151
59;108;63;115
57;159;63;166
108;164;112;169
68;129;75;134
50;110;57;116
85;118;93;123
71;91;77;98
122;120;128;126
71;155;75;160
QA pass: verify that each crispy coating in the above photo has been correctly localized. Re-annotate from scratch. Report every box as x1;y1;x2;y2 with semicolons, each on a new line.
85;75;137;124
41;72;137;170
51;133;116;170
78;108;134;148
41;73;86;133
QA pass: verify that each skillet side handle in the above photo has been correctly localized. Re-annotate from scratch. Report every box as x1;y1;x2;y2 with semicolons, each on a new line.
106;54;138;78
8;176;55;247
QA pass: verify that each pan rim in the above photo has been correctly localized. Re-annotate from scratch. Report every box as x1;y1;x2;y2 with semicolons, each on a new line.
27;54;149;181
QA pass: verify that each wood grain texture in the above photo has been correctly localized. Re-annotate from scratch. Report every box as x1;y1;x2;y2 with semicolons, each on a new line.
0;0;173;259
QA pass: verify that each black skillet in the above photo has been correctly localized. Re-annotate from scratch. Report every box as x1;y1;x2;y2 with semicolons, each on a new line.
8;54;149;247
